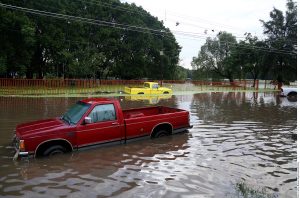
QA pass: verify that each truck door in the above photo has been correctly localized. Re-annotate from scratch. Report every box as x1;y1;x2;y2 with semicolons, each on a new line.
151;83;160;94
76;103;122;148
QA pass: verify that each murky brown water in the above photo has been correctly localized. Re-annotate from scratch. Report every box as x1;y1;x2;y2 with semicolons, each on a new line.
0;92;297;197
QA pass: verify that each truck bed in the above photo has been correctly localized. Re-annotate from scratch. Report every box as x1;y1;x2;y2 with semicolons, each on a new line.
122;106;190;139
124;86;145;94
123;106;184;119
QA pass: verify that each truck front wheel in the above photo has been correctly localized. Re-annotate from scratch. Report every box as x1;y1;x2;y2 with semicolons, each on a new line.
155;130;168;138
43;145;66;157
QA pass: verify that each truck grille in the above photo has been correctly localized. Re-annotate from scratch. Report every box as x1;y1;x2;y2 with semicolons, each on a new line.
12;135;19;150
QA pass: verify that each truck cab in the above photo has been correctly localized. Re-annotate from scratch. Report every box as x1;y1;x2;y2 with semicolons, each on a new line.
124;82;172;95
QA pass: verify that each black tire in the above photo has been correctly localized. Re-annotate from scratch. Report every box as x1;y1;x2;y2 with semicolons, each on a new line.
163;92;169;94
138;92;144;94
154;130;168;138
287;92;297;97
43;145;66;157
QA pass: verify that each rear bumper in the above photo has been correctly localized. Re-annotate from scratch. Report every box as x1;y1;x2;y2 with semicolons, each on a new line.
173;125;193;134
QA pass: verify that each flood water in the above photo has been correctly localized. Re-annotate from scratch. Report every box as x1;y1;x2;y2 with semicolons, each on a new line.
0;92;297;197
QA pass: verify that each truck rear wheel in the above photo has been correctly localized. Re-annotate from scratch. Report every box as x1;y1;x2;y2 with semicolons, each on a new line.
155;130;168;138
287;92;297;97
43;145;66;157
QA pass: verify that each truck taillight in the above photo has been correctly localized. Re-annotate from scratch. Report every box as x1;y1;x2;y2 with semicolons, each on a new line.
19;140;25;151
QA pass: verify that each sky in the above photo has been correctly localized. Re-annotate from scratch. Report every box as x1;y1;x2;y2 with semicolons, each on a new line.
121;0;291;69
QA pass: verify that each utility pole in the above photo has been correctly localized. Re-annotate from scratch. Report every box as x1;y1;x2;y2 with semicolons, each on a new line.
160;50;164;86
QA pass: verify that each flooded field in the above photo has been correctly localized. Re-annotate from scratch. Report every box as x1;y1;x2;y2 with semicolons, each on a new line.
0;92;297;197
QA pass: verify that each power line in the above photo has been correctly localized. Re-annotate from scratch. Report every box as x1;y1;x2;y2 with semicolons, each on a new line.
75;0;258;40
0;3;173;36
66;0;295;49
121;0;246;31
0;23;295;56
173;32;296;55
0;3;296;56
30;0;289;45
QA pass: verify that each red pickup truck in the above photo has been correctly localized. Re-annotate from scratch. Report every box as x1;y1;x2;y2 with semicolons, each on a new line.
13;98;192;159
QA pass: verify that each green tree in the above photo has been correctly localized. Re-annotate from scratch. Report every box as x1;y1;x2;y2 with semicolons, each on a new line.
260;0;297;83
0;7;35;77
172;65;188;80
0;0;180;79
192;32;238;82
234;34;269;87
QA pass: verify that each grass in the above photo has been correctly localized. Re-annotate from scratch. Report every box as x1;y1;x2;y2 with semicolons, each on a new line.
234;181;278;198
0;84;279;97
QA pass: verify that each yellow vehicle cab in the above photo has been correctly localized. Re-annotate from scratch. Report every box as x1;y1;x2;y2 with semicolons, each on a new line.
124;82;172;95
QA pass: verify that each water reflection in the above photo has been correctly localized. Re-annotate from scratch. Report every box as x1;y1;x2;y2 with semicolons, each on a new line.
124;94;172;105
0;92;297;197
2;133;189;197
191;92;296;125
119;95;177;109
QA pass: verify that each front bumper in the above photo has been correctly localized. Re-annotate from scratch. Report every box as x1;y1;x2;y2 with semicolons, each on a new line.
13;149;29;160
12;134;30;160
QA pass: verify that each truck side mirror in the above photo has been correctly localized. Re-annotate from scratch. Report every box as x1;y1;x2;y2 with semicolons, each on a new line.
84;117;92;124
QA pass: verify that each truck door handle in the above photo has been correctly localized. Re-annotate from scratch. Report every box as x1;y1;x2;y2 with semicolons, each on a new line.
112;122;119;125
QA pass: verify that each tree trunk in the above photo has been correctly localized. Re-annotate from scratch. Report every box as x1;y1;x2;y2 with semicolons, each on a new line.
228;74;235;86
30;46;44;79
252;78;257;88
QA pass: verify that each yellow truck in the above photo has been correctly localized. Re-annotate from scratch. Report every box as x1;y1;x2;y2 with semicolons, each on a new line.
124;82;172;95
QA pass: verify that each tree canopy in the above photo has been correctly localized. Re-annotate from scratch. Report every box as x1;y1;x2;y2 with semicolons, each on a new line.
192;0;297;83
192;32;238;82
0;0;181;79
260;0;297;82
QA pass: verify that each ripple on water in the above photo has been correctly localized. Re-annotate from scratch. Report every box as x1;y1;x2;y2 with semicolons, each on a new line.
0;93;297;197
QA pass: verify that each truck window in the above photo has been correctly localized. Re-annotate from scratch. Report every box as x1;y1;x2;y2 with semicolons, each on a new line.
88;104;116;123
152;84;159;89
144;83;150;88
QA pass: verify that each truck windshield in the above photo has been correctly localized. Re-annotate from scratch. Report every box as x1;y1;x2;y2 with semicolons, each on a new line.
61;102;91;125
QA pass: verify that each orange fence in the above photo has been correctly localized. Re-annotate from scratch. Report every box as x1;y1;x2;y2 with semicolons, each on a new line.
0;78;262;88
0;78;149;88
0;78;281;95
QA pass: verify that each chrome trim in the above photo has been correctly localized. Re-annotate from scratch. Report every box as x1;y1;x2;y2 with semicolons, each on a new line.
13;149;31;160
19;151;29;156
34;138;74;158
150;122;174;137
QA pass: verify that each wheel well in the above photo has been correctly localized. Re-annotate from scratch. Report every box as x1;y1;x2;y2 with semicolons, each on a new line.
287;91;297;96
138;92;144;94
35;139;73;157
151;123;173;138
163;91;169;94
